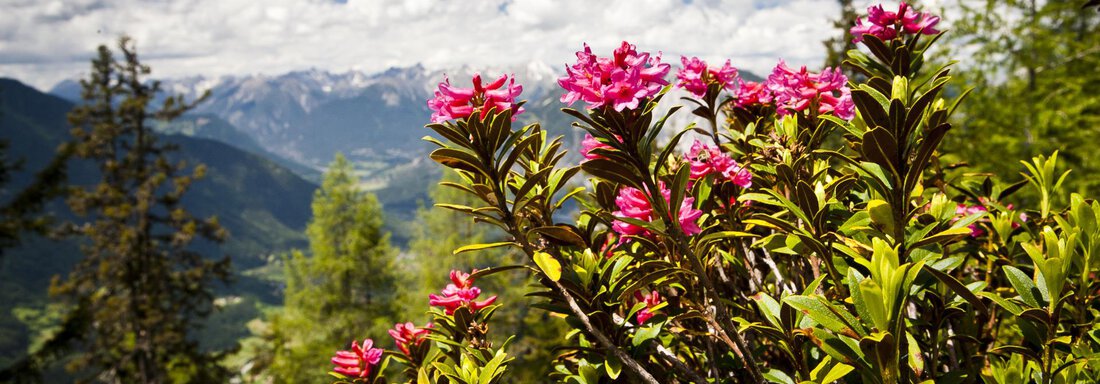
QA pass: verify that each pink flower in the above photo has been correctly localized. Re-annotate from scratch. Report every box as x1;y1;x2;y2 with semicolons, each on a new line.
612;186;654;240
580;134;613;160
389;322;432;356
558;41;671;111
634;290;663;324
332;338;384;379
676;56;740;98
735;79;773;108
684;140;752;188
428;270;498;315
955;203;988;237
612;182;703;243
765;60;854;120
428;73;524;123
851;2;940;43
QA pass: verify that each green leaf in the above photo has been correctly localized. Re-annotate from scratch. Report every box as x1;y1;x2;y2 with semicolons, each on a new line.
867;199;895;235
668;164;691;224
906;331;925;377
859;279;888;331
632;322;663;346
822;363;854;383
763;368;797;384
530;225;587;247
453;242;517;255
431;147;488;177
604;355;622;380
1003;265;1042;308
695;230;756;249
922;265;988;314
533;252;562;282
977;292;1023;316
752;292;784;329
785;295;863;339
807;328;866;367
469;265;533;280
910;226;971;248
582;158;643;190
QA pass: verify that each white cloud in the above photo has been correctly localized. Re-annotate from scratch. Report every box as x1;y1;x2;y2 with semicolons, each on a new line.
0;0;851;90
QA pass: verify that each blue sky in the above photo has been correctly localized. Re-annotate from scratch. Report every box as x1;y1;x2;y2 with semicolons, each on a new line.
0;0;890;90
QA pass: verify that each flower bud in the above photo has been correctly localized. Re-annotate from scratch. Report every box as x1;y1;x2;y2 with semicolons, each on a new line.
891;75;909;104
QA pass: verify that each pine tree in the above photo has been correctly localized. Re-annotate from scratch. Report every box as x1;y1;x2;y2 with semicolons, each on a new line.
270;153;399;384
48;37;232;383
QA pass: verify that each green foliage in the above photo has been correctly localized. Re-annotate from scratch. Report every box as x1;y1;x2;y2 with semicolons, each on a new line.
270;153;399;384
946;0;1100;196
405;170;568;383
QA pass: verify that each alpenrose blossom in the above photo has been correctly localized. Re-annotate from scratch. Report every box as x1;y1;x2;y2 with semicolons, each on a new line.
851;2;940;43
735;79;772;108
612;182;703;243
766;60;855;120
581;133;614;161
331;338;384;379
558;41;671;111
676;56;739;98
428;270;497;315
634;290;663;324
685;140;752;188
389;322;432;356
427;73;524;123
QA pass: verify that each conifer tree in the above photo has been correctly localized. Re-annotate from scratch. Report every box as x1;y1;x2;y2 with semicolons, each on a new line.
48;37;232;383
270;153;399;383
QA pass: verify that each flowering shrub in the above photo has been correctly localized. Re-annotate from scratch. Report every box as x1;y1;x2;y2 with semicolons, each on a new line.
332;2;1100;383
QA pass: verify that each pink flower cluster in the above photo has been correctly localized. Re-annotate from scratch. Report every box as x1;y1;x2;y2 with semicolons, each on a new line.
676;56;739;98
612;182;703;243
331;338;384;379
685;140;752;188
765;60;854;120
851;2;941;43
634;290;663;324
428;270;498;315
558;41;671;111
428;73;524;123
734;80;773;108
389;322;432;356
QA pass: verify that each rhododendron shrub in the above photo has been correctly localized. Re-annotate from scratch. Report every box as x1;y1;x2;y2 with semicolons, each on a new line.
331;2;1100;383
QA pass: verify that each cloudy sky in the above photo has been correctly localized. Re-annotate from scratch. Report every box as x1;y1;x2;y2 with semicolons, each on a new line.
0;0;886;91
